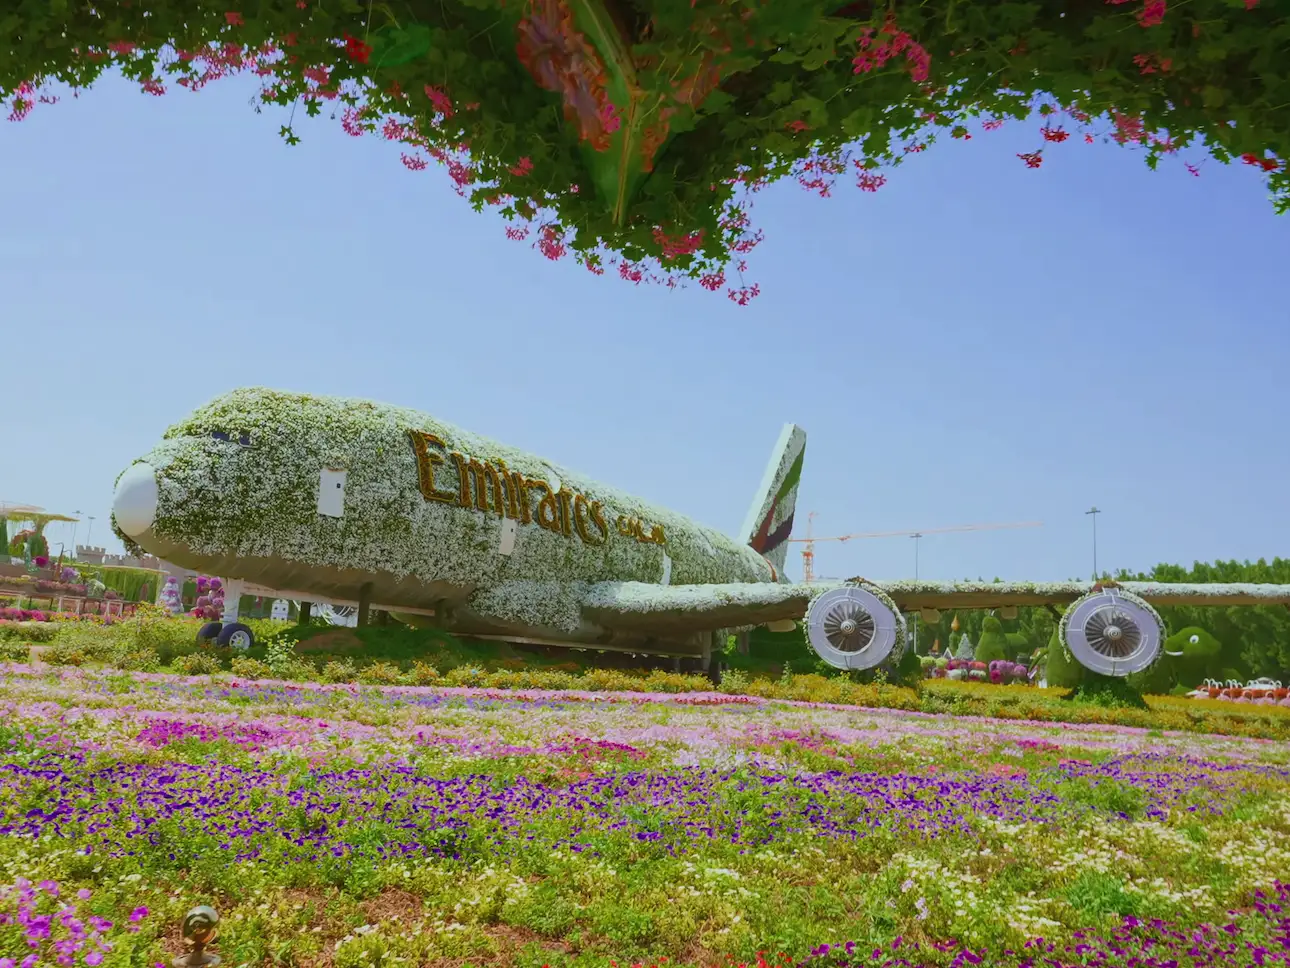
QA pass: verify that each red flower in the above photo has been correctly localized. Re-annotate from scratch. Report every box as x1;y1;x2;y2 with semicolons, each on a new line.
343;34;371;64
1017;150;1044;168
1138;0;1166;26
225;11;244;26
1241;152;1281;172
1041;126;1069;143
424;85;454;118
855;171;886;192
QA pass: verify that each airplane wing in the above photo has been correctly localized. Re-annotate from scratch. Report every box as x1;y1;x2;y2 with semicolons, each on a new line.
868;578;1290;611
581;577;1290;635
581;580;812;634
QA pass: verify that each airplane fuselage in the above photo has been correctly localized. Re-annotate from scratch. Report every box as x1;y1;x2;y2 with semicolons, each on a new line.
112;389;776;650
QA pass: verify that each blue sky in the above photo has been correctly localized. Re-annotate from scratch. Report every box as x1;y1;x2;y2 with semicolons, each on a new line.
2;74;1286;583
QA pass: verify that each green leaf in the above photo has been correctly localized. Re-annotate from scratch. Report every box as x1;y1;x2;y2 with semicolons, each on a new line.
371;25;434;68
801;47;833;71
767;81;797;106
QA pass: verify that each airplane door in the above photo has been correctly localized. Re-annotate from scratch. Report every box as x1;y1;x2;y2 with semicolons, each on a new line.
317;468;347;517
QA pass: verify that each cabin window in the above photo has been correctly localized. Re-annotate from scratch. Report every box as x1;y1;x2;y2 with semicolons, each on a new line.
210;431;252;447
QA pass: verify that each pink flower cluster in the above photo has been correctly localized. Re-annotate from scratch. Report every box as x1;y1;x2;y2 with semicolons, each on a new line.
852;16;931;83
0;877;147;968
134;717;281;752
189;575;224;622
0;608;49;622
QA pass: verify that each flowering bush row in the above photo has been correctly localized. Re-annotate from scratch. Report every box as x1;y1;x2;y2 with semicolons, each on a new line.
2;0;1287;301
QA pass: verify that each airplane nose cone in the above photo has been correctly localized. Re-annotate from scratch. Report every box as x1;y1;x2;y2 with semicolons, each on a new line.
113;462;159;537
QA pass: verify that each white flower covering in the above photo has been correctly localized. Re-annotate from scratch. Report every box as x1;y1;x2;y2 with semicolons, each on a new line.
112;390;1290;639
116;388;775;635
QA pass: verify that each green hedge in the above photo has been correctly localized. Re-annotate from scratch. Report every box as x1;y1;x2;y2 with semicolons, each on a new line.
77;565;162;602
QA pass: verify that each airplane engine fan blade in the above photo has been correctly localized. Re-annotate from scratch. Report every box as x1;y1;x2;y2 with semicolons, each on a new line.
805;583;906;671
1060;588;1164;677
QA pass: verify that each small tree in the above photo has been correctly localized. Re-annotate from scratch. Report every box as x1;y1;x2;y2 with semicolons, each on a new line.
954;633;974;660
974;617;1008;664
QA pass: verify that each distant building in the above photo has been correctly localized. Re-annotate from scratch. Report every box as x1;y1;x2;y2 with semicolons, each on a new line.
75;545;163;570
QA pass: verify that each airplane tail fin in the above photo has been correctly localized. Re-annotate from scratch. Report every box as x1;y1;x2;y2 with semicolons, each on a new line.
739;423;806;581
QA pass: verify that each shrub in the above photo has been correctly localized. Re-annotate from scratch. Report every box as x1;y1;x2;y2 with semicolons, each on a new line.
1004;632;1032;658
443;665;487;687
264;634;298;677
48;624;120;665
642;669;701;694
230;657;273;679
974;617;1008;664
113;647;161;672
1046;626;1084;689
892;641;923;685
320;659;358;683
0;640;31;661
358;661;404;685
717;667;750;695
0;622;58;643
408;661;441;685
46;641;88;666
173;651;222;676
123;604;200;664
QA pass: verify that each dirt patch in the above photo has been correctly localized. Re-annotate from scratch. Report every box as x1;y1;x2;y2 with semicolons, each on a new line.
359;888;425;923
294;629;364;652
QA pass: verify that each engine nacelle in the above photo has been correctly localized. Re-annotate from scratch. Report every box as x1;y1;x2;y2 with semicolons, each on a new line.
1060;588;1164;677
804;583;907;671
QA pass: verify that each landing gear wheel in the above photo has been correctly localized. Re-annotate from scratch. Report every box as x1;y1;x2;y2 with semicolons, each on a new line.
196;622;223;643
216;622;255;651
805;583;906;671
1060;588;1164;677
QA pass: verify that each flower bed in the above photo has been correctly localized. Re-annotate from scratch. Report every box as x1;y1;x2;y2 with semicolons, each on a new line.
1;664;1288;967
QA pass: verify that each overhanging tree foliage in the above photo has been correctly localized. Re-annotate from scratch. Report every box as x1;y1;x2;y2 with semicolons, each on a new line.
3;0;1286;301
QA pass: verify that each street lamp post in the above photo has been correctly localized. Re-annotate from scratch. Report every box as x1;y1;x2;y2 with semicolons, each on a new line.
87;515;96;548
1085;507;1101;581
911;532;923;655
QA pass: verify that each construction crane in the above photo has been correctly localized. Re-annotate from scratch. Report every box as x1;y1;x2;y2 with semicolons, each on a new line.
789;516;1043;583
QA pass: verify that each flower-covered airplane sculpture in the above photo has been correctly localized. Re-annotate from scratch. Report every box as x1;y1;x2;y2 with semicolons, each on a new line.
112;388;1290;679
